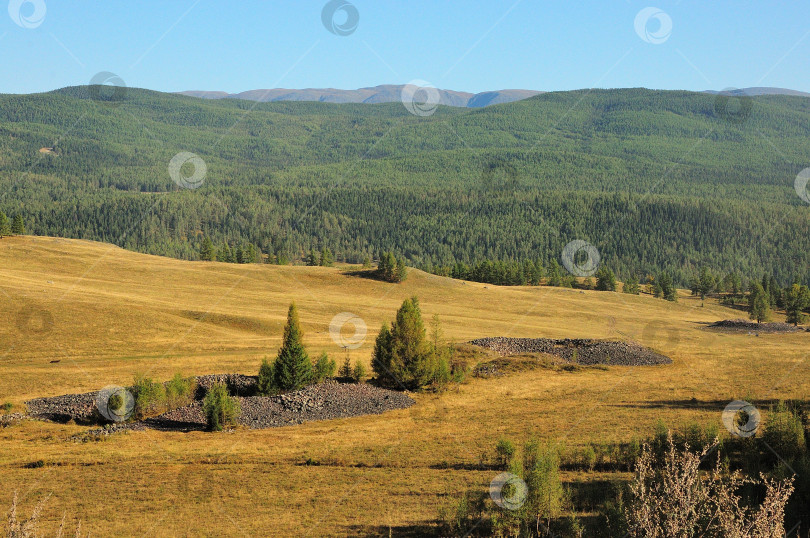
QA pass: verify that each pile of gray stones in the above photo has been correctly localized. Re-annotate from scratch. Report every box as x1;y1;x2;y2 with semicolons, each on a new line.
468;337;672;366
21;374;414;434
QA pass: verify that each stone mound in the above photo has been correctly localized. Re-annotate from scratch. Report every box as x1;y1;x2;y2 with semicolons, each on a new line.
706;319;804;333
468;337;672;366
24;376;414;432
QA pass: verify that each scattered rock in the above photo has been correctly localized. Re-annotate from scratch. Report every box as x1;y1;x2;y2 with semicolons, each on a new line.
706;319;804;333
468;337;672;366
26;377;414;432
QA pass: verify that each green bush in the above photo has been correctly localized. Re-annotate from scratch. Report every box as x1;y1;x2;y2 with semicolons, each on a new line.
763;401;806;464
352;361;366;382
582;444;597;472
132;374;167;419
257;357;276;395
202;383;241;432
312;353;336;383
495;438;516;469
166;373;196;410
0;402;12;413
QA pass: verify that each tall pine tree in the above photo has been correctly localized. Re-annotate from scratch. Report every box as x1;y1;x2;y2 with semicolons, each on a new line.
200;236;215;261
0;212;10;237
11;215;24;235
749;282;771;324
274;303;312;391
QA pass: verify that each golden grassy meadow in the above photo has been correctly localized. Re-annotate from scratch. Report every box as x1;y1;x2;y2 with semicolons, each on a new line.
1;236;808;535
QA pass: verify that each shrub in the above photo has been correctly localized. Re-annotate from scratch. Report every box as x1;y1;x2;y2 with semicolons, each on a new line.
763;401;806;464
339;356;352;379
352;361;366;382
166;373;196;410
626;432;795;537
582;444;597;472
131;374;167;419
1;402;12;413
495;438;516;469
202;383;240;431
312;353;336;383
257;357;276;395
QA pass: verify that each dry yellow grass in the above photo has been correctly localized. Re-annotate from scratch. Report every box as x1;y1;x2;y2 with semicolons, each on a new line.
1;236;808;535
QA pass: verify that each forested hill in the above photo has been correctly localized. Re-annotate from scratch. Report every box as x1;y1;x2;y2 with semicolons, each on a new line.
0;86;808;285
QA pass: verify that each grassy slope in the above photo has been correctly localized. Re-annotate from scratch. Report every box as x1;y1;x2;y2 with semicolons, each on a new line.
1;236;808;535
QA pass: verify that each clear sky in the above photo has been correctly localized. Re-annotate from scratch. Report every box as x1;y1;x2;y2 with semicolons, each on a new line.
2;1;809;95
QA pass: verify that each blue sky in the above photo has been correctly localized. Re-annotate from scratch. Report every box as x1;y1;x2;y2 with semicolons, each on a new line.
2;1;809;95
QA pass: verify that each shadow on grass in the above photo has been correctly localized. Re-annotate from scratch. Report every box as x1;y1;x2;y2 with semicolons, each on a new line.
610;398;784;411
340;523;439;537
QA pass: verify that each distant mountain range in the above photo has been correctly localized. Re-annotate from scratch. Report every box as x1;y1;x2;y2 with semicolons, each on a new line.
177;85;543;108
703;86;810;97
177;85;809;108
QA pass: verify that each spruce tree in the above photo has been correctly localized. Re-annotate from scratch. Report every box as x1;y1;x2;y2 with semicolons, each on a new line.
0;212;10;237
200;236;215;261
273;303;312;391
697;267;715;299
623;276;640;295
306;250;318;266
547;260;562;287
595;267;617;291
10;215;24;235
372;297;445;390
319;247;334;267
749;282;771;324
784;284;810;326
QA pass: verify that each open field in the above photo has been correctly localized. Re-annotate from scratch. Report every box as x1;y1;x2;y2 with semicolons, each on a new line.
1;236;808;535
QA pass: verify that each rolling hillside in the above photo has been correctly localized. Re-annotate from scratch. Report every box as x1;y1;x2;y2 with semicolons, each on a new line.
1;87;809;283
1;235;808;534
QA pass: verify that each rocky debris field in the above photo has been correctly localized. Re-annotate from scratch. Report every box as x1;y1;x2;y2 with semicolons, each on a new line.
194;373;257;397
25;392;98;423
706;319;806;333
150;381;414;431
468;337;672;366
23;376;414;433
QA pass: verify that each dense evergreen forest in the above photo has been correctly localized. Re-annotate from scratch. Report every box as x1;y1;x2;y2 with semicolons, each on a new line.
1;86;808;285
